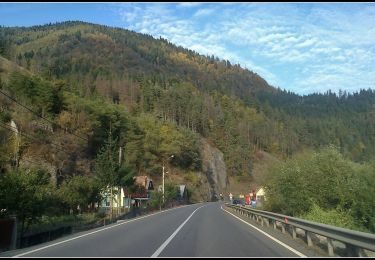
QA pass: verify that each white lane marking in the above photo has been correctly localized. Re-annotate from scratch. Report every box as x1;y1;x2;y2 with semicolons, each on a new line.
151;205;206;258
221;206;306;258
13;204;200;257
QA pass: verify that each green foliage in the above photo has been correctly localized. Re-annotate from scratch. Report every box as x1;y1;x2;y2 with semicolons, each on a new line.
148;184;179;210
0;138;11;172
7;72;64;116
137;114;201;175
0;31;11;58
0;167;56;234
149;190;163;210
184;171;200;186
264;146;375;233
118;164;136;188
300;204;362;232
94;132;119;189
164;183;179;203
58;175;101;213
28;212;103;234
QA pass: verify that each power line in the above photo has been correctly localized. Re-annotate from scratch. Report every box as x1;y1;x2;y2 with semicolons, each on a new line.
0;121;70;154
0;89;88;142
0;122;71;155
2;156;39;167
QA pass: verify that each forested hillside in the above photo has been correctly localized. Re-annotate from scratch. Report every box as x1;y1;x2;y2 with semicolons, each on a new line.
1;21;374;168
0;20;374;187
1;20;374;235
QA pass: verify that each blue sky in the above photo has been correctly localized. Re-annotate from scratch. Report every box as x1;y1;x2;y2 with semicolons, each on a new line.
1;3;375;95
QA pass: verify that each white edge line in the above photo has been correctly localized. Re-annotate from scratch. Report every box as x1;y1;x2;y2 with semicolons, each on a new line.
221;205;307;258
151;205;205;258
12;203;200;257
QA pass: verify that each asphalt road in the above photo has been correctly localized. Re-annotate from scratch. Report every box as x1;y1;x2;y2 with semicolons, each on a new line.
7;202;304;257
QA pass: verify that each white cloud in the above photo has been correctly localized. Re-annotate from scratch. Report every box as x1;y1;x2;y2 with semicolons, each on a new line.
177;3;202;8
295;38;316;48
194;8;214;17
114;3;375;94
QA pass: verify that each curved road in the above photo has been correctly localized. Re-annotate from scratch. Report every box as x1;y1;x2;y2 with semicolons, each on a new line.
9;202;303;257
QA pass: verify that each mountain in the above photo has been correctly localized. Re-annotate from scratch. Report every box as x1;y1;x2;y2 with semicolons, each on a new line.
1;21;375;193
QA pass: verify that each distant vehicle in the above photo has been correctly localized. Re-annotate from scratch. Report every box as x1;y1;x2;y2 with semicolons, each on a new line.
245;194;251;205
232;199;245;206
251;200;257;207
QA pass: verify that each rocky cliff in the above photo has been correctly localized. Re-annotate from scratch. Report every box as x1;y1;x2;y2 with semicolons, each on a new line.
201;139;228;200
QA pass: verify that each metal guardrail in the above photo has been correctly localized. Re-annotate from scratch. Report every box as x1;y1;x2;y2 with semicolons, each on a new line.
225;203;375;257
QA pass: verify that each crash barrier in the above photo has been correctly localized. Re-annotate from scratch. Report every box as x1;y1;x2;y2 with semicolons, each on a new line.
226;204;375;257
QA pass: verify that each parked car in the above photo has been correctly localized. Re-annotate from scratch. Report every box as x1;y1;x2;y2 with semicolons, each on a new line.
232;199;245;206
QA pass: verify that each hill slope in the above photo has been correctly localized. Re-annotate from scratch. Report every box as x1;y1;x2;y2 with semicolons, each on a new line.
1;21;375;182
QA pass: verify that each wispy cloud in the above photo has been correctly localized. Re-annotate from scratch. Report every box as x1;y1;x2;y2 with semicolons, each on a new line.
193;8;214;17
114;3;375;94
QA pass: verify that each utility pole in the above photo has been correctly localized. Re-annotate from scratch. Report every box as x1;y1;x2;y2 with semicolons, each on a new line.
162;160;165;205
109;121;113;221
118;146;122;215
162;155;174;205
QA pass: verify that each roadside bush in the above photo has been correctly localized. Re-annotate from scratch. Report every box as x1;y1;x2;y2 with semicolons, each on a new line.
299;203;362;232
264;146;375;233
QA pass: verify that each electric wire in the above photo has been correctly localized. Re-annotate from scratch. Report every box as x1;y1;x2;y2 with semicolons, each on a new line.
0;122;71;155
0;89;88;142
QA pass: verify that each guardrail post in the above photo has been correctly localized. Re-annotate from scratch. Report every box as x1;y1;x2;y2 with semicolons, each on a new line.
346;244;362;257
265;218;269;227
226;205;375;255
306;231;313;247
281;223;286;233
291;226;297;239
327;238;334;256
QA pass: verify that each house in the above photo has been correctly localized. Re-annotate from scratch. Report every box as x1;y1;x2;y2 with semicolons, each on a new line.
133;176;154;192
255;187;266;206
100;176;154;210
131;176;154;208
100;187;126;209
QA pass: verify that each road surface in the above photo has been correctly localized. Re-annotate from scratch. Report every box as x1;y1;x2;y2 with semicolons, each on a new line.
7;202;305;257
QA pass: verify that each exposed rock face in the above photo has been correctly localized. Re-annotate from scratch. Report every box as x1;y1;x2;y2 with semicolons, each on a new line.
201;139;228;200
